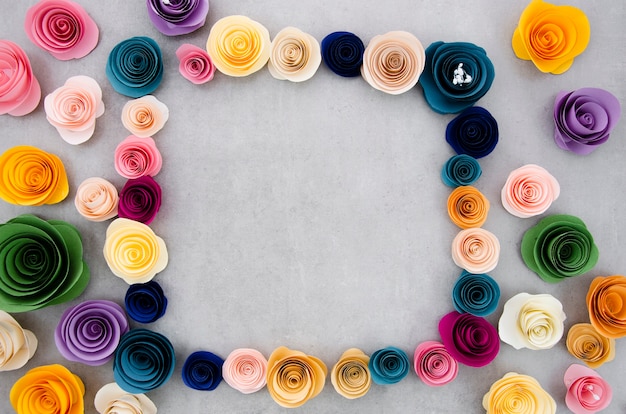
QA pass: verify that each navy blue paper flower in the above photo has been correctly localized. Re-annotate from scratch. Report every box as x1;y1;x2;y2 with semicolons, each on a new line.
446;106;498;158
368;346;409;385
106;36;163;98
420;41;495;114
125;280;168;323
182;351;224;391
452;270;500;317
321;31;365;77
441;154;482;187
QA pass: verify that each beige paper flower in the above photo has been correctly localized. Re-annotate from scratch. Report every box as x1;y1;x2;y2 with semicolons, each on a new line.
483;372;556;414
94;382;157;414
331;348;371;399
74;177;118;222
566;323;615;369
121;95;169;138
268;27;321;82
0;311;38;372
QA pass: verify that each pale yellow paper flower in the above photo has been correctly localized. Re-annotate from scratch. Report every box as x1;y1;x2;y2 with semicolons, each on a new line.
331;348;371;399
268;27;321;82
483;372;556;414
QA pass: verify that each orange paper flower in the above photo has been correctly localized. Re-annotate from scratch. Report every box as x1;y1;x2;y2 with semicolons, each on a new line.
586;275;626;339
447;186;490;229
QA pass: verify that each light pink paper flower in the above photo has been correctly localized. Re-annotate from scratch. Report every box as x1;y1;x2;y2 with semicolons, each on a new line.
176;44;215;84
121;95;169;138
451;227;500;273
501;164;560;218
0;40;41;116
222;348;267;394
115;135;162;179
74;177;118;222
564;364;612;414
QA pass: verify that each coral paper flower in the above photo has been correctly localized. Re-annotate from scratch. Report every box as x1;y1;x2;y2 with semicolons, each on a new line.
564;364;612;414
24;0;99;60
0;310;38;371
222;348;268;394
446;106;499;158
566;323;615;369
331;348;371;399
106;36;163;98
511;0;590;74
269;27;321;82
447;185;490;229
94;382;157;414
115;135;163;179
121;95;169;138
439;311;499;367
501;164;560;218
413;341;458;386
182;351;224;391
451;227;500;274
124;280;168;324
483;372;556;414
321;31;365;77
146;0;209;36
118;176;162;225
74;177;118;222
586;275;626;339
0;40;41;116
176;43;215;84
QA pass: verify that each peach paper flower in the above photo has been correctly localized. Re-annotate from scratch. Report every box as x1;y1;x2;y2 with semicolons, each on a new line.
0;310;38;372
501;164;560;218
268;27;321;82
94;382;157;414
586;275;626;338
447;186;490;229
451;227;500;273
176;43;216;84
74;177;118;221
331;348;371;399
121;95;169;138
566;323;615;369
222;348;268;394
483;372;556;414
0;40;41;116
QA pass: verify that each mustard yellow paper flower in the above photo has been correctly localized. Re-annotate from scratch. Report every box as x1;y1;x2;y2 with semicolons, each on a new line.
566;323;615;369
483;372;556;414
331;348;371;399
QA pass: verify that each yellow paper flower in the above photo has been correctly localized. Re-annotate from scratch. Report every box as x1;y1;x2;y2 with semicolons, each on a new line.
483;372;556;414
566;323;615;369
268;27;321;82
331;348;371;399
0;310;38;372
447;186;490;229
511;0;590;74
0;145;68;206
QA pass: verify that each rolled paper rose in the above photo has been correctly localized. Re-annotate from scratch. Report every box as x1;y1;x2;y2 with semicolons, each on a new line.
446;106;498;158
482;372;556;414
413;341;458;387
512;0;590;74
330;348;371;399
74;177;118;222
94;382;157;414
439;311;499;367
113;328;176;393
0;39;41;116
0;214;89;313
321;31;365;77
452;270;500;317
103;218;168;284
447;185;490;229
554;88;621;155
176;43;215;84
146;0;208;36
118;176;162;225
441;154;482;188
451;227;500;274
566;323;615;369
268;27;321;82
361;31;425;95
501;164;560;218
0;145;68;206
0;310;38;371
368;346;409;385
55;299;129;366
125;280;168;323
115;136;162;179
564;364;612;414
266;346;327;408
222;348;268;394
521;214;598;283
24;0;99;60
106;36;163;98
121;95;169;138
206;15;271;77
182;351;224;391
498;292;566;350
586;275;626;338
420;41;495;114
10;364;85;414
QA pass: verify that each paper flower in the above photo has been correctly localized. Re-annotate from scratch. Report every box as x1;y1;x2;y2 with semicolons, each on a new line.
451;227;500;274
554;88;621;155
106;36;163;98
115;135;163;179
24;0;98;60
74;177;118;222
441;154;482;188
176;43;215;84
0;310;37;371
447;186;490;229
420;41;495;114
94;382;157;414
10;364;85;414
113;328;175;393
121;95;169;138
266;346;327;408
125;280;168;323
0;215;89;313
330;348;371;399
566;323;615;369
483;372;556;414
118;176;162;225
446;106;498;158
268;27;321;82
222;348;268;394
512;0;590;74
0;40;41;116
368;346;409;385
521;215;598;283
361;31;425;95
321;31;365;77
452;270;500;317
564;364;612;414
182;351;224;391
206;15;271;77
55;299;129;366
0;145;68;206
413;341;458;387
103;218;168;284
586;275;626;338
501;164;560;218
439;311;499;367
146;0;208;36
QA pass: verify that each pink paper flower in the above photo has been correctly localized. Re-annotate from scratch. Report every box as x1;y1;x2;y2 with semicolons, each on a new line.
413;341;458;386
564;364;612;414
222;348;268;394
176;44;215;84
115;135;162;179
0;40;41;116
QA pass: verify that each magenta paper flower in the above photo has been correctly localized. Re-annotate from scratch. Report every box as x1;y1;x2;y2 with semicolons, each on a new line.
118;176;162;225
438;311;499;367
176;44;215;84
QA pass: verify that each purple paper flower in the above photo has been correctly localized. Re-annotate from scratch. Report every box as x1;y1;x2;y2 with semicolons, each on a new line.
438;311;499;367
146;0;209;36
554;88;621;155
118;176;162;225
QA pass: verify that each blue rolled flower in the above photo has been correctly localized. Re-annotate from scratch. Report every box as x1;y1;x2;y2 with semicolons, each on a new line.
441;154;482;187
125;280;168;323
446;106;498;158
182;351;224;391
113;328;175;393
368;346;409;385
321;31;365;77
106;36;163;98
452;270;500;317
420;41;495;114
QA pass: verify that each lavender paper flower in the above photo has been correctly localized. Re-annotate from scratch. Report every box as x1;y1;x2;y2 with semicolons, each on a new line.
146;0;209;36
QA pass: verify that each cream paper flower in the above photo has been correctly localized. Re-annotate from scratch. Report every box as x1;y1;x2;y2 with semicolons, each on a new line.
0;310;38;371
94;382;157;414
268;27;321;82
